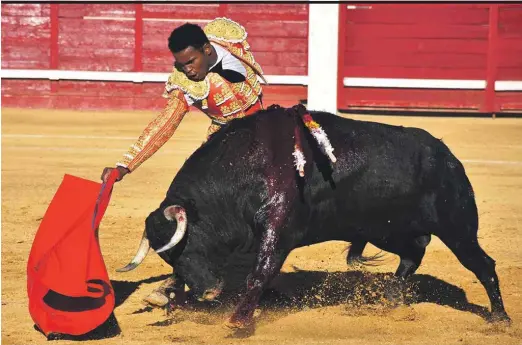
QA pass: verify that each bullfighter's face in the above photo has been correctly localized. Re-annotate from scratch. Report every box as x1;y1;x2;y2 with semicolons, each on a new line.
172;43;213;82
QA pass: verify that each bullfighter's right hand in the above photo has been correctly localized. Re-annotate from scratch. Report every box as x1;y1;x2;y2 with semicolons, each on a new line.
101;166;129;183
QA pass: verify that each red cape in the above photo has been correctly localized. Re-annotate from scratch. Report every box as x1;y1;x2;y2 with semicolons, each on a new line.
27;171;119;337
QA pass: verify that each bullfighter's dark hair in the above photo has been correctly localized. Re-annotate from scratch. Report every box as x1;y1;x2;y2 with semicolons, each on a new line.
168;23;209;53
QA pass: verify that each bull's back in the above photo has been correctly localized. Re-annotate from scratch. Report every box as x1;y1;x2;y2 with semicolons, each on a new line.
303;112;465;239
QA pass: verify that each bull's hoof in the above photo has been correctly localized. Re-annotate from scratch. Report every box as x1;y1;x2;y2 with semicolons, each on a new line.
347;259;365;270
224;316;253;330
142;291;169;308
197;284;223;302
224;319;255;338
488;311;511;325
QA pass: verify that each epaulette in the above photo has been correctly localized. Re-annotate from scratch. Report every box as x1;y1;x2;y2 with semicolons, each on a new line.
204;17;247;44
163;67;210;100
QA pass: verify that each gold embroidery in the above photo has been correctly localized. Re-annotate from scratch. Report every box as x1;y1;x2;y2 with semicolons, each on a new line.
221;105;231;115
164;67;210;100
213;92;224;105
206;123;222;138
223;107;243;117
204;17;247;44
116;90;189;171
232;82;242;94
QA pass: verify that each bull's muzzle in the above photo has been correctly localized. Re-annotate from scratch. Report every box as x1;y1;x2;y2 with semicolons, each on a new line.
116;205;187;272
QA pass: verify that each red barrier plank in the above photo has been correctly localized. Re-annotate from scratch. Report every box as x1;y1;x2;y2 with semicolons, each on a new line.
56;81;136;97
141;48;171;66
140;83;166;96
343;65;487;80
1;79;51;94
133;96;167;110
344;52;487;69
345;23;489;39
243;21;308;38
275;52;307;68
498;38;522;52
248;37;307;53
497;53;522;68
143;3;219;19
344;37;488;55
2;95;52;108
1;3;50;17
225;4;308;21
59;18;134;36
58;56;134;71
52;95;136;110
252;52;278;66
2;16;51;38
1;36;50;48
1;47;51;69
59;35;135;50
345;5;489;25
497;67;522;80
61;47;134;59
339;87;484;110
496;92;522;111
57;4;135;18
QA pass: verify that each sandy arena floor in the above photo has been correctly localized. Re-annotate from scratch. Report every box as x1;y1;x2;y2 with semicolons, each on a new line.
2;108;522;345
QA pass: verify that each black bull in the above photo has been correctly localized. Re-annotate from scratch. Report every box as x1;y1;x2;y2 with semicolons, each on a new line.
119;105;510;328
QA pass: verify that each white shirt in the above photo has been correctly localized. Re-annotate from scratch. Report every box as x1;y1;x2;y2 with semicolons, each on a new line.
184;42;247;106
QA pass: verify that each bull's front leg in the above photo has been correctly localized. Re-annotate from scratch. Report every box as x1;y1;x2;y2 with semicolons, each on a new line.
226;180;296;330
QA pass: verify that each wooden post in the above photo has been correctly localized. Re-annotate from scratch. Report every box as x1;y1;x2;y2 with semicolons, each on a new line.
50;4;59;106
483;4;499;115
336;4;347;112
134;3;143;73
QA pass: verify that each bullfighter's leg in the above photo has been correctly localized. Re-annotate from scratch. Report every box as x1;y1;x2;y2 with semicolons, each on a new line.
143;272;186;308
439;234;510;323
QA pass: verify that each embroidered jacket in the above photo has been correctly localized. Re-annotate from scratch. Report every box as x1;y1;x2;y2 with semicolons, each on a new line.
117;17;265;172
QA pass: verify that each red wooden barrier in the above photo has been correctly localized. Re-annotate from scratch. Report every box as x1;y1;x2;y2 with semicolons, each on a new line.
337;3;522;113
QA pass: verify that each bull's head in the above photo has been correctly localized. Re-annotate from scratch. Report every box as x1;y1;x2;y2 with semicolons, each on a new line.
116;205;187;272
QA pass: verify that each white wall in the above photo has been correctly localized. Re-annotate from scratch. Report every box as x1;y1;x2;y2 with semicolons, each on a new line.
307;4;339;113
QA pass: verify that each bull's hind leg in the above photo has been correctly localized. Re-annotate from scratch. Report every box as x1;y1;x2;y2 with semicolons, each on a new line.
439;234;510;323
394;234;431;279
370;235;430;304
369;234;430;278
346;240;367;266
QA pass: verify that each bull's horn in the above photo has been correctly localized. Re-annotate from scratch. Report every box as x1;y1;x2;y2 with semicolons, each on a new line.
155;205;187;254
116;230;150;272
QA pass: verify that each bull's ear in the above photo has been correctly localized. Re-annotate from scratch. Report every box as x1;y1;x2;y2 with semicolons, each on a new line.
156;205;188;254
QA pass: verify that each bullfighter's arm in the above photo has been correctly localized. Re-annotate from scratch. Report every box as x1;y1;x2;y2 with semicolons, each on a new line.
116;89;189;172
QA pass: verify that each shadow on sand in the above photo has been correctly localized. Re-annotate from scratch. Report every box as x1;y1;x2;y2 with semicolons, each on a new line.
135;269;490;333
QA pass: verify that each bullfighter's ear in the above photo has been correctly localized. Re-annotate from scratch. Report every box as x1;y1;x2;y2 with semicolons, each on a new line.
203;42;212;56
